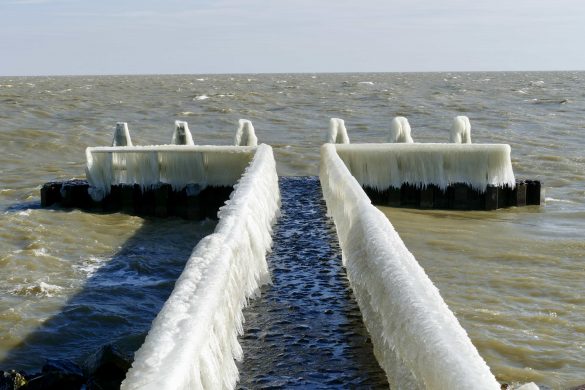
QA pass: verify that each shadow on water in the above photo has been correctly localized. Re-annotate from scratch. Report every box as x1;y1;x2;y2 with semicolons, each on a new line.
0;208;216;373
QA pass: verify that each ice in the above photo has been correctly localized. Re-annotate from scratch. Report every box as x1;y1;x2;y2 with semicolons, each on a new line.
171;121;195;146
234;119;258;146
319;143;500;389
326;118;350;144
121;144;280;390
85;145;256;201
450;115;472;144
334;143;515;192
112;122;133;147
388;116;414;143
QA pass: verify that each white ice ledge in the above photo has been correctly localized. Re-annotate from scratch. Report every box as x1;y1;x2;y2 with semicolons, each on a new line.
85;145;257;201
121;144;280;390
320;143;500;389
335;143;516;192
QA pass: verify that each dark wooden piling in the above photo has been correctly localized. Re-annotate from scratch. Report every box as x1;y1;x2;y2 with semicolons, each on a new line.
40;180;233;220
363;179;542;210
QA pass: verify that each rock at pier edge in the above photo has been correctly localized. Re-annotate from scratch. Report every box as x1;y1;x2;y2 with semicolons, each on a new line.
0;344;132;390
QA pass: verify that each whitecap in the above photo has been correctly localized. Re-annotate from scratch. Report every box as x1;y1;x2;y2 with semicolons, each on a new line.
358;81;374;85
544;197;574;204
11;281;63;297
194;95;209;101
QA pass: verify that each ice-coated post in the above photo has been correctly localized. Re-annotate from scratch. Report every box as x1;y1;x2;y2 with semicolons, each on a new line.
388;116;414;143
112;122;133;147
326;118;350;144
171;120;194;145
450;115;472;143
234;119;258;146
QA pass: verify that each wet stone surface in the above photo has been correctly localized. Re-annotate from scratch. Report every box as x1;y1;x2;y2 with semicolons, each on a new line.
237;176;388;389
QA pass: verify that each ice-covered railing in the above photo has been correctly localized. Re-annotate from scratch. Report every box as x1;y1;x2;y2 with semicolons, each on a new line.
319;143;500;389
335;143;516;192
326;117;350;144
171;120;195;145
121;144;279;390
234;119;258;146
85;145;256;201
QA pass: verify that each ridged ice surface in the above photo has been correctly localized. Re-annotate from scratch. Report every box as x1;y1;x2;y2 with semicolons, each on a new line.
85;145;255;200
335;143;515;192
237;177;387;388
121;144;280;390
320;143;500;389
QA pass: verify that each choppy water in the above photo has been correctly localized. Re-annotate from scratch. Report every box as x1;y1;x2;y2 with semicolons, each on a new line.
0;72;584;388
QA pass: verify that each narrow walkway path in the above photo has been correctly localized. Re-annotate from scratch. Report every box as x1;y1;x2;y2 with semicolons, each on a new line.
238;176;388;389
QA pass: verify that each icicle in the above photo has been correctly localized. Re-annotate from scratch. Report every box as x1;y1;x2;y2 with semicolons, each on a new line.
121;144;280;390
334;143;515;192
112;122;133;147
234;119;258;146
326;117;350;144
319;143;500;390
172;120;195;145
450;115;472;144
388;116;414;143
85;145;257;199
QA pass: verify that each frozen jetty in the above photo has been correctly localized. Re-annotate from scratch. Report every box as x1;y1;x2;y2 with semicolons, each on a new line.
333;116;541;210
320;143;501;389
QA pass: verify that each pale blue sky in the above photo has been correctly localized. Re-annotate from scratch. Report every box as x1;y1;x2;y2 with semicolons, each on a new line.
1;0;583;76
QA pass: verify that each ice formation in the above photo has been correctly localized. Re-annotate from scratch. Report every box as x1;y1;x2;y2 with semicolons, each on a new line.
112;122;133;147
234;119;258;147
450;115;472;144
326;118;350;144
335;143;515;192
388;116;414;143
171;121;195;146
121;144;280;390
85;145;256;201
319;143;500;389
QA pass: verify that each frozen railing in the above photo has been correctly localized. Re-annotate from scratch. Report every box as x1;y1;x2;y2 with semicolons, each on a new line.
326;117;350;144
85;145;256;201
335;143;516;192
320;143;500;389
121;144;280;390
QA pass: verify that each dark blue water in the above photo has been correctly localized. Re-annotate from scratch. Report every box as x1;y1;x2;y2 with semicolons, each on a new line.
237;177;388;389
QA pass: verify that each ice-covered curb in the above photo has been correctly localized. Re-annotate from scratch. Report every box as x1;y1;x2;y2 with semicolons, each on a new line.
121;144;280;390
335;143;515;192
319;143;500;389
85;145;256;201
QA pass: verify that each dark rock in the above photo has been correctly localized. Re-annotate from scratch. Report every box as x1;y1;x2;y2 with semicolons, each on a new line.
40;182;62;208
20;359;84;390
0;370;27;390
83;344;132;390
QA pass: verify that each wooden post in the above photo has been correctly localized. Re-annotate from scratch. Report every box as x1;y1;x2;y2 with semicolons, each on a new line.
484;185;499;210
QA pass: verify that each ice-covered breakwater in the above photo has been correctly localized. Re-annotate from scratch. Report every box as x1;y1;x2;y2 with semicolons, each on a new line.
335;143;516;192
333;143;541;210
121;144;280;389
86;145;255;202
320;143;501;389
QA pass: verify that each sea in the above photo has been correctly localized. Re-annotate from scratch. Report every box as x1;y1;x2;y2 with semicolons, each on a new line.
0;72;583;389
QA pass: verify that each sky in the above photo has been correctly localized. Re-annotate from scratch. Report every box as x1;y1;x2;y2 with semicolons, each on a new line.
0;0;584;76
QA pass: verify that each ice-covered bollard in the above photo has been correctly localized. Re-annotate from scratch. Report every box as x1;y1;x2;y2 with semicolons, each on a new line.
112;122;132;147
388;116;414;143
235;119;258;146
171;120;194;145
326;118;350;144
450;115;472;144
